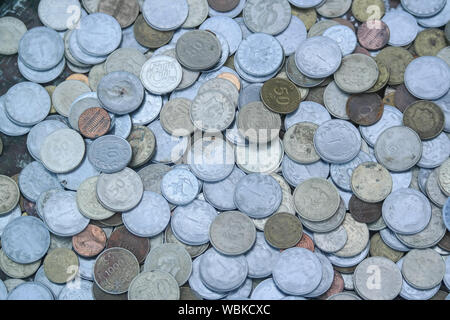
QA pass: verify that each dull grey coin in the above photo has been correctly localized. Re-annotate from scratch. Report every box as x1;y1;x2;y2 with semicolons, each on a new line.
325;241;370;268
238;83;262;110
76;176;115;220
7;282;53;300
88;135;132;173
426;169;447;208
382;188;432;235
58;280;94;300
109;114;132;139
57;152;99;191
224;277;252;300
285;101;331;130
97;71;144;115
183;0;208;28
69;30;108;65
131;91;162;126
105;48;147;77
304;250;334;298
18;161;63;202
4;82;50;126
250;278;286;300
314;226;348;254
2;216;50;264
122;191;170;237
148;120;188;163
18;26;64;71
0;16;27;55
301;197;347;233
138;163;171;194
199;248;248;292
417;133;450;169
27;120;68;161
200;16;242;54
188;256;227;300
243;0;291;35
244;232;280;278
161;168;199;205
434;90;450;133
401;0;446;17
354;257;403;300
323;25;357;56
0;207;21;238
0;96;30;136
323;81;350;120
238;101;281;143
276;15;307;56
402;249;446;290
34;266;64;298
330;151;373;192
143;0;188;31
97;167;143;212
120;25;148;53
38;0;81;31
380;228;411;252
18;56;66;84
160;98;194;137
234;174;282;219
171;200;217;245
209;0;245;18
68;97;102;131
281;155;330;188
198;78;239;107
417;0;450;28
272;247;323;296
360;105;403;147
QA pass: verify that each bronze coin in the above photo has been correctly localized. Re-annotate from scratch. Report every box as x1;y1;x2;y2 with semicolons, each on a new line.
403;100;445;140
78;107;111;139
92;283;127;300
332;18;356;33
319;270;344;300
107;225;150;264
394;83;418;113
346;93;384;126
357;20;390;51
66;74;89;86
22;198;38;218
133;14;174;49
293;233;315;252
72;224;107;258
98;0;140;28
98;213;123;227
348;194;383;224
354;46;371;56
180;287;202;300
207;0;240;12
437;231;450;251
334;265;357;274
264;212;303;249
217;72;241;91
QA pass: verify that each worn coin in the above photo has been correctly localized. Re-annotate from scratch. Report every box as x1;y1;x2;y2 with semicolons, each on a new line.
370;233;404;263
360;105;403;147
88;135;131;173
53;80;92;117
357;20;390;51
0;249;40;279
261;78;300;114
367;61;389;94
161;168;199;205
143;0;188;31
334;53;379;94
264;213;303;250
334;213;369;258
105;48;146;77
128;270;179;300
98;0;139;28
160;98;194;136
402;248;445;290
0;17;27;55
141;56;183;95
346;94;383;126
414;28;447;57
426;169;447;208
198;78;239;107
283;122;319;164
238;101;281;143
403;101;445;140
76;176;115;220
382;11;418;47
375;47;413;86
243;0;291;35
323;25;357;57
401;0;446;17
349;195;382;224
18;161;62;203
106;226;150;264
417;133;450;169
43;248;79;284
126;126;156;168
72;225;107;258
78;107;111;139
133;14;173;48
0;175;20;215
244;232;280;278
313;226;347;254
438;158;450;196
351;162;392;203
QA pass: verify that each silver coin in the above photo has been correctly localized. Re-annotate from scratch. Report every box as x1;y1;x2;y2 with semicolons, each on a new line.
205;32;230;73
122;191;170;237
444;198;450;232
323;25;357;56
38;0;81;31
96;167;144;212
234;53;282;83
367;215;387;232
354;257;403;300
382;11;418;47
325;241;370;268
198;78;238;107
417;0;450;27
275;15;307;56
4;82;50;126
76;13;122;56
57;152;99;191
188;256;226;300
334;53;379;94
18;26;64;71
382;188;432;235
34;266;64;298
200;16;242;54
433;89;450;133
426;169;447;208
323;81;350;120
288;0;323;8
0;16;27;56
285;101;331;130
165;224;209;258
314;119;361;164
41;190;90;236
295;36;342;79
130;91;162;126
400;0;446;17
69;30;107;65
301;197;346;233
105;48;147;77
314;226;348;253
243;0;291;35
199;248;248;292
88;135;132;173
109;114;132;139
58;280;94;300
209;0;246;18
209;210;256;255
7;282;53;300
18;56;66;84
281;155;330;188
304;250;334;297
120;25;148;54
68;98;101;131
331;151;373;191
272;247;323;296
417;133;450;168
148;120;188;164
2;216;50;264
391;170;413;192
360;105;403;147
27;120;68;161
76;176;114;220
183;0;209;28
143;0;188;31
402;248;446;290
141;56;183;95
250;278;286;300
18;161;63;202
0;96;30;136
138;163;171;193
161;168;199;205
225;111;248;146
224;278;252;300
238;83;262;110
244;232;280;278
380;227;411;252
404;56;450;100
235;138;284;174
53;80;92;117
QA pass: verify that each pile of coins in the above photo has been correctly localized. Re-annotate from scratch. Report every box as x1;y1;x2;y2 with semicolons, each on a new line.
0;0;449;300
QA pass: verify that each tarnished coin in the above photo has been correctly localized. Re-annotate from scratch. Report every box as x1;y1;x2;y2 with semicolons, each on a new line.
134;14;173;48
27;120;68;161
78;107;111;139
438;158;450;196
414;28;447;57
138;164;171;194
0;249;40;279
346;94;383;126
209;210;256;255
349;195;382;224
334;213;369;258
402;249;445;290
351;162;392;203
72;225;107;258
88;135;131;173
370;233;404;263
141;56;183;94
330;150;373;192
351;0;385;22
354;257;402;300
264;213;303;250
107;226;150;264
334;53;379;94
426;169;447;208
367;61;389;94
403;101;445;140
375;47;413;86
97;167;144;212
307;19;340;37
243;0;291;35
128;270;179;300
261;78;300;114
142;0;188;31
0;17;27;55
208;0;239;11
0;175;20;215
94;248;139;294
301;197;346;233
53;80;91;117
98;0;139;28
294;178;340;222
238;101;281;143
283;122;319;164
76;176;115;220
357;20;390;51
43;248;79;284
126;126;155;168
160;98;194;136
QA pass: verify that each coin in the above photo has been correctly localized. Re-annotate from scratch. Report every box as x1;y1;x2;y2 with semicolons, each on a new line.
143;0;188;31
141;56;183;94
393;84;417;113
43;248;79;284
53;80;91;117
238;101;281;143
182;0;208;28
438;158;450;196
352;0;385;22
261;78;300;114
0;17;27;55
327;292;361;300
381;11;418;47
349;195;382;224
307;19;340;37
375;47;413;86
346;93;383;126
357;20;390;51
334;53;379;94
402;248;445;290
426;169;447;208
243;0;291;35
98;0;139;28
323;25;357;56
78;107;111;139
351;162;392;203
160;98;194;137
314;226;347;254
263;213;303;250
133;14;173;48
291;7;316;30
72;225;107;258
126;126;156;168
128;270;179;300
283;122;320;164
0;175;20;215
76;176;115;221
165;225;209;258
0;249;40;279
161;168;199;205
414;28;447;57
198;78;239;107
106;225;149;264
370;233;404;263
403;101;445;140
367;61;389;94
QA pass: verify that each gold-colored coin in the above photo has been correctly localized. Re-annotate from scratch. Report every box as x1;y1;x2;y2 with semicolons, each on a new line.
366;61;389;93
45;85;57;114
403;101;445;140
261;78;301;114
351;0;385;22
414;28;447;57
133;14;174;49
276;70;309;101
264;212;303;249
375;46;414;85
291;6;317;30
66;73;90;86
369;233;404;263
383;91;395;106
43;248;79;284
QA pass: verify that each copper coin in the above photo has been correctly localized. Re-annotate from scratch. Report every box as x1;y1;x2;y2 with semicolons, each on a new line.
92;283;127;300
106;226;150;264
357;20;390;51
319;270;344;299
403;100;445;140
394;84;418;113
78;107;111;139
98;0;140;28
72;224;107;257
66;74;89;86
207;0;240;12
133;14;174;49
349;195;382;224
346;93;384;126
281;233;315;252
98;213;123;227
333;18;356;33
217;72;241;91
437;231;450;251
354;46;371;56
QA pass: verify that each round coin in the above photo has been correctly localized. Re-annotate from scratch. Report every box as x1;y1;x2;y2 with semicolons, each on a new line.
43;248;79;284
334;53;379;94
141;56;182;94
78;107;111;139
88;135;132;173
128;270;179;300
403;101;445;140
238;101;281;143
401;0;446;17
283;122;320;164
349;195;382;224
126;126;156;168
357;20;390;51
261;78;300;114
402;249;446;290
264;213;303;249
142;0;188;31
352;0;385;22
243;0;291;35
375;47;413;86
72;225;107;258
133;14;173;48
351;162;392;203
0;175;20;215
346;93;383;126
107;225;150;264
370;233;404;263
98;0;139;28
76;176;115;220
0;17;27;55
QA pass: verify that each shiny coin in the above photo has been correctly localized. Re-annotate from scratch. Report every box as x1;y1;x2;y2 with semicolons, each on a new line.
43;248;79;284
141;56;183;94
128;270;179;300
370;233;404;263
357;20;390;51
403;101;445;140
283;122;319;164
126;126;156;168
72;224;107;258
88;135;131;173
402;248;446;290
261;78;300;114
78;107;111;139
0;17;27;55
143;0;188;31
264;213;303;249
334;53;379;94
0;175;20;215
107;225;150;264
238;101;281;143
351;162;392;203
349;195;382;224
161;168;199;205
346;93;383;126
313;226;347;254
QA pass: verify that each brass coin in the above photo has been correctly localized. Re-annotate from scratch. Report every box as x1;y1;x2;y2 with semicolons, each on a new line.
207;0;240;12
276;71;310;101
261;78;301;114
126;125;156;168
78;107;111;139
264;212;303;249
369;233;404;263
217;72;241;91
133;14;174;49
414;28;447;57
349;195;382;224
351;0;385;22
357;20;390;51
45;85;57;114
291;7;317;31
98;0;140;28
403;101;445;140
43;248;79;284
383;91;395;106
366;61;389;93
351;162;392;203
66;74;90;86
375;46;414;85
346;93;383;126
393;83;417;113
